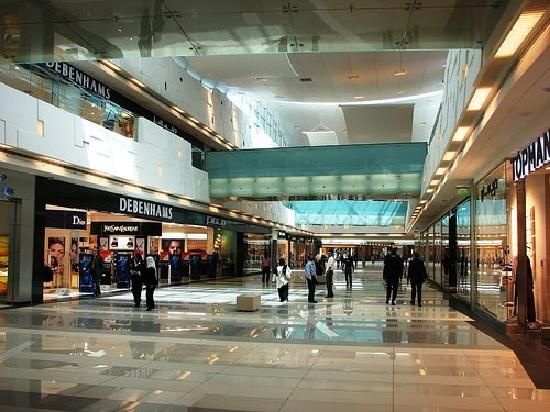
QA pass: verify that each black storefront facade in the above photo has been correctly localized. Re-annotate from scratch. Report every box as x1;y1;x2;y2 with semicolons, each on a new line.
33;177;271;303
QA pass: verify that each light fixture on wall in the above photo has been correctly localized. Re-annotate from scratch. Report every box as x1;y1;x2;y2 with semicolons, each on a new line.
451;126;470;143
495;11;545;58
467;87;492;111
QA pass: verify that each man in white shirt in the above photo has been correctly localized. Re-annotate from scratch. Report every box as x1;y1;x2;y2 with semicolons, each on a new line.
304;255;317;303
325;253;336;298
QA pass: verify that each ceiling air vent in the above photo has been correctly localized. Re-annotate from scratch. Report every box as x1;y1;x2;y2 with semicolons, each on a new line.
299;77;312;82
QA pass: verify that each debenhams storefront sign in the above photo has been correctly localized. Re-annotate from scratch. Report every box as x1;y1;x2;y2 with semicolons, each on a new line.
119;196;173;221
513;129;550;181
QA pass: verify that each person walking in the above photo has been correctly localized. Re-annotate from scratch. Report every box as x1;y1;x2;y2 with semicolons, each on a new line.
261;252;272;285
90;249;103;297
276;257;291;302
144;256;158;311
130;253;144;308
407;253;427;307
342;253;354;291
304;255;317;303
325;253;336;298
383;248;404;305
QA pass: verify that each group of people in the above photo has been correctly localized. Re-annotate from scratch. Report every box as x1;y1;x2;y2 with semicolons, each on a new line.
383;248;428;306
270;248;428;306
129;254;158;311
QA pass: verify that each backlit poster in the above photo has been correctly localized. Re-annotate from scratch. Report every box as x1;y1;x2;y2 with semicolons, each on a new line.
47;237;65;271
0;235;8;296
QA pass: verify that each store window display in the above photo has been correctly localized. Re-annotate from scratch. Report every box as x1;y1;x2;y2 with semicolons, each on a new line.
474;164;512;322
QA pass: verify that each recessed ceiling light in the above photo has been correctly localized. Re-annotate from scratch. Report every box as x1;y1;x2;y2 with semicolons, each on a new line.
442;151;457;161
353;96;365;99
495;11;545;58
467;87;492;111
451;126;470;143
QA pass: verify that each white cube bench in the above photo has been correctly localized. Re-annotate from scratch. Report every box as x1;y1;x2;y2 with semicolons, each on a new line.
236;295;261;311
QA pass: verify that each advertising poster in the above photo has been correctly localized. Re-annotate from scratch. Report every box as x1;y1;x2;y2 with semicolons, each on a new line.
47;237;65;270
78;253;93;293
70;237;79;274
0;235;8;296
161;239;184;260
116;253;131;289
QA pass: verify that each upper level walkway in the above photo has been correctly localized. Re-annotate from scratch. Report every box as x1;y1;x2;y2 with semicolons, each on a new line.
0;265;548;412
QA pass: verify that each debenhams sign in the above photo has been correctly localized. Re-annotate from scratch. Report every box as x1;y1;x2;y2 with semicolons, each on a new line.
119;196;173;221
513;129;550;181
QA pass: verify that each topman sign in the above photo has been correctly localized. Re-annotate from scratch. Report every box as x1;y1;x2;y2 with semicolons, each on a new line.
512;129;550;181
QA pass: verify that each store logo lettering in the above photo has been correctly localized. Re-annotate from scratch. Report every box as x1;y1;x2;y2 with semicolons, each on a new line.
42;62;111;100
119;197;173;220
103;224;138;233
513;129;550;181
72;215;86;226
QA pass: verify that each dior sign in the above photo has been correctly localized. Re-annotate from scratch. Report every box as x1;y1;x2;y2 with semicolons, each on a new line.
512;129;550;181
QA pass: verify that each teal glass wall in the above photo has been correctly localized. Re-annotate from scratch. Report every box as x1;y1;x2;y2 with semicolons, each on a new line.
206;143;427;199
288;200;407;226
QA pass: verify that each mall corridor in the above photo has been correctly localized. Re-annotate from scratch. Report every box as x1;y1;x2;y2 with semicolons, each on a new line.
0;266;548;412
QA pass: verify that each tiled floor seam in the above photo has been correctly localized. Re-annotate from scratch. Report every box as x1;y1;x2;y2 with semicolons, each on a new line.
476;369;510;412
277;347;320;412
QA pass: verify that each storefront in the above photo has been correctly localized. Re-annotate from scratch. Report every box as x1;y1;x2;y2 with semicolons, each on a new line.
508;129;550;328
243;233;271;274
473;163;512;323
33;177;271;302
0;170;35;305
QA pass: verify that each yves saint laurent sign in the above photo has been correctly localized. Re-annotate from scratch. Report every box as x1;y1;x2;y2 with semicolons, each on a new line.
46;210;87;230
39;62;112;100
119;197;173;221
91;222;162;236
512;129;550;181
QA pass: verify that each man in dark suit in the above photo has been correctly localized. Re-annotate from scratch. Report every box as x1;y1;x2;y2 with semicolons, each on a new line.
383;248;403;305
407;253;428;307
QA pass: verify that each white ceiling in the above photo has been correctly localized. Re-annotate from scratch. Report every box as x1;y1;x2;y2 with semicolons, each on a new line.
186;51;447;145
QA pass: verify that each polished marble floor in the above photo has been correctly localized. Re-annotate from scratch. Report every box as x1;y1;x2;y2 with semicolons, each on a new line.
0;266;548;411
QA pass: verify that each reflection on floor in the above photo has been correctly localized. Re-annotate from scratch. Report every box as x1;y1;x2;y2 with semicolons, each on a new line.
0;266;548;411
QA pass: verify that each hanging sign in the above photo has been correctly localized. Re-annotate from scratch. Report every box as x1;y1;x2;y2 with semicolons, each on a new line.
512;129;550;181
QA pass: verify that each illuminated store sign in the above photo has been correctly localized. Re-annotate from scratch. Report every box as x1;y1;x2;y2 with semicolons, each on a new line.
91;222;162;236
39;62;112;100
46;210;87;230
512;129;550;181
206;216;226;226
119;197;173;221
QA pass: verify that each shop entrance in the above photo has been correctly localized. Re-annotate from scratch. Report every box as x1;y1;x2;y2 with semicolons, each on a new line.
42;207;210;301
0;200;17;302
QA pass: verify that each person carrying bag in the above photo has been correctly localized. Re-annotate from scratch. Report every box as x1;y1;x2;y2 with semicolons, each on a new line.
276;258;291;302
